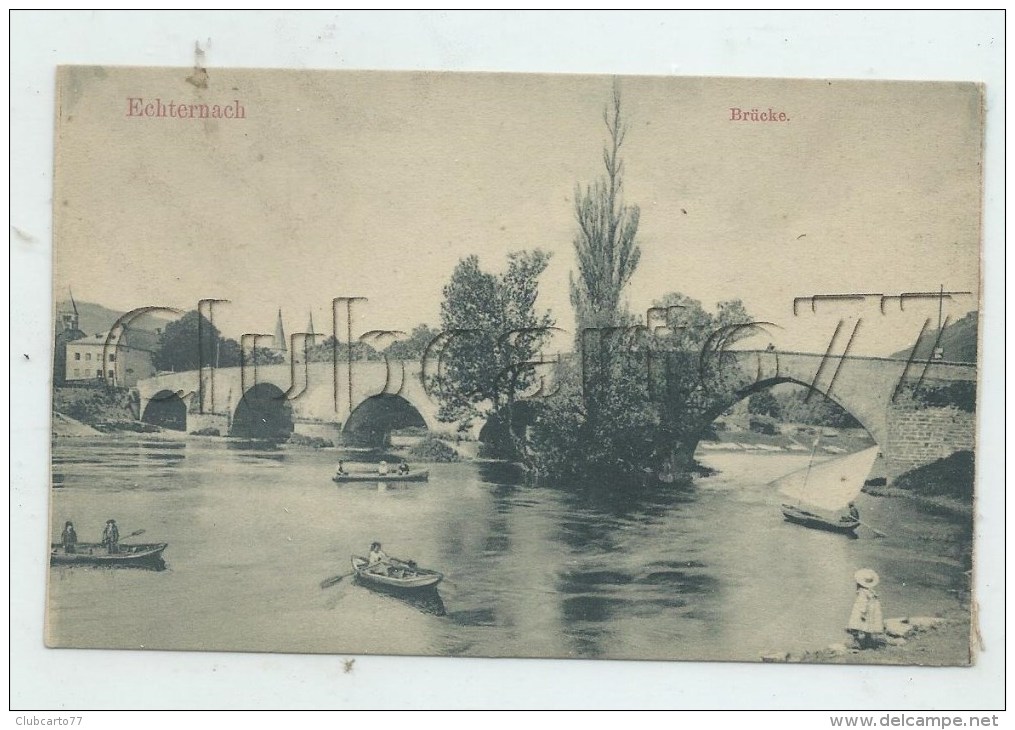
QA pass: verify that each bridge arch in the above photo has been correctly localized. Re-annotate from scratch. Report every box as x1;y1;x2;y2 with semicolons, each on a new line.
141;389;189;431
693;374;883;458
343;393;427;447
231;383;294;440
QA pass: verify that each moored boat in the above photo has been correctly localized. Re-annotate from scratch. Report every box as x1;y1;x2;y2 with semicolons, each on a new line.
350;555;443;590
773;446;880;535
50;542;168;570
333;469;429;483
780;503;860;534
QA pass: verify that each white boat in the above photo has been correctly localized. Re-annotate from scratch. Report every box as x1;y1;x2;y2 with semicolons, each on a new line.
772;446;879;534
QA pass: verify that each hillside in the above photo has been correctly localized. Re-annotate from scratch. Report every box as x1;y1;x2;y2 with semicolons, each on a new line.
55;299;171;336
890;310;978;363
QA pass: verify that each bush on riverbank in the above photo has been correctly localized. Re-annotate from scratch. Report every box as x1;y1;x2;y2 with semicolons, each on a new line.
408;435;460;462
894;451;974;502
93;419;160;433
54;386;136;426
287;433;334;449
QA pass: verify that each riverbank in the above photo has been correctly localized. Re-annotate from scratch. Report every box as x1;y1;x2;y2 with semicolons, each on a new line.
863;484;973;520
791;613;973;666
701;425;874;455
51;412;102;437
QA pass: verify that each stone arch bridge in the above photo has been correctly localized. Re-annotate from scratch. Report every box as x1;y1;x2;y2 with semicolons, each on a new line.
135;351;976;482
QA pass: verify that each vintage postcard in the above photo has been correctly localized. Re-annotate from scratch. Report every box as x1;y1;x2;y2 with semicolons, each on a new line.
48;66;982;665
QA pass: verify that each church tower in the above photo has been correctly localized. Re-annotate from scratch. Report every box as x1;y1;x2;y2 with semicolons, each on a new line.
273;308;287;353
53;290;85;385
305;311;317;348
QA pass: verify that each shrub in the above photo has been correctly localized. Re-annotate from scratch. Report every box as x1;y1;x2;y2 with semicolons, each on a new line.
908;382;976;413
287;433;334;448
191;427;221;437
407;435;460;462
749;414;779;435
894;450;974;502
94;420;160;433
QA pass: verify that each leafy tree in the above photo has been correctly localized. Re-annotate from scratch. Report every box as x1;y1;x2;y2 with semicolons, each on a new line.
570;81;641;333
775;388;862;428
242;345;285;366
528;83;659;483
528;83;769;484
645;293;766;470
384;324;441;362
530;292;759;483
218;338;243;367
154;311;237;372
431;251;554;440
305;335;382;362
748;390;781;418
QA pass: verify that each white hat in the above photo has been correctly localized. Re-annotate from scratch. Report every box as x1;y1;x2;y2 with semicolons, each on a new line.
854;568;879;588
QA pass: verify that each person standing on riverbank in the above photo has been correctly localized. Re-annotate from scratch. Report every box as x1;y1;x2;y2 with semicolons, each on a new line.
847;568;885;649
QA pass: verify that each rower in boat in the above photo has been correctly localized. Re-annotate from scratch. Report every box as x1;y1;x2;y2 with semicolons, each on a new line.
367;541;393;577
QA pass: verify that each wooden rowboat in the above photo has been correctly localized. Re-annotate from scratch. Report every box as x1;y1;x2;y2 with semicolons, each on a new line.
780;504;859;534
50;542;168;570
333;469;429;484
351;555;443;590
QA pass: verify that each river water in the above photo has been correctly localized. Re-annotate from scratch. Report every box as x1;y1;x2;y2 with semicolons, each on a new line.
47;437;971;662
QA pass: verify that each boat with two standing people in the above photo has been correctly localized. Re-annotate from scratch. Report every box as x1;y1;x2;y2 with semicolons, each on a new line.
50;542;168;570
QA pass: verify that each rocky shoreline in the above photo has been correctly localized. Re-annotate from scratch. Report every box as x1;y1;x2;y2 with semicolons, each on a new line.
759;614;974;667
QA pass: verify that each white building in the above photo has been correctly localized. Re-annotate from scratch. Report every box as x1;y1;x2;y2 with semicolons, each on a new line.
65;326;158;388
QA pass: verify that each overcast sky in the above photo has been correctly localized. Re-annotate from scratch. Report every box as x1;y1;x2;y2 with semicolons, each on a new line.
54;67;982;356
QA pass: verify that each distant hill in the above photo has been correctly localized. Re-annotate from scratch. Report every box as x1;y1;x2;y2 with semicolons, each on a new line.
55;300;172;337
890;310;978;363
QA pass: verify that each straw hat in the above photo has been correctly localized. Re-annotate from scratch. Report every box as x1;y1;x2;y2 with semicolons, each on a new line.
854;568;879;588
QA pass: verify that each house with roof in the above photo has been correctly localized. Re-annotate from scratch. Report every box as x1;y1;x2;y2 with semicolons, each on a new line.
65;325;159;388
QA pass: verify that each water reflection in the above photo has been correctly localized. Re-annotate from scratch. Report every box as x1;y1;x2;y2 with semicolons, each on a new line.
225;440;287;463
47;438;971;661
226;439;283;452
351;578;447;616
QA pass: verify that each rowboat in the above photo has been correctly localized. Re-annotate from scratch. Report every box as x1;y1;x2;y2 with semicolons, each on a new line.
780;504;860;534
50;542;168;570
333;469;429;484
350;555;443;590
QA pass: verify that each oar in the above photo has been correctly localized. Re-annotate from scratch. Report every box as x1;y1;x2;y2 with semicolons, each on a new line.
859;521;887;538
320;570;357;589
105;529;145;544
